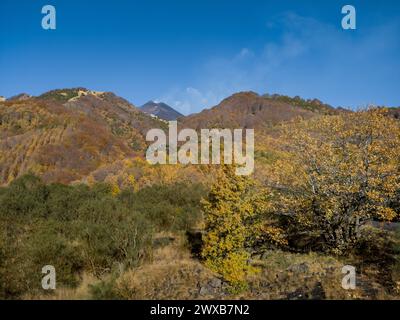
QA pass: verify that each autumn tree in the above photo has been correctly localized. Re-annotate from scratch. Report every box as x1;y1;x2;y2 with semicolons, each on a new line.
201;165;282;290
268;109;400;254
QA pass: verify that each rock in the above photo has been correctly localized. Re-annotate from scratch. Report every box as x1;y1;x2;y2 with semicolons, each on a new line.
286;289;305;300
199;286;209;296
287;262;309;273
310;282;326;299
286;282;326;300
199;279;223;296
209;278;222;288
0;96;5;102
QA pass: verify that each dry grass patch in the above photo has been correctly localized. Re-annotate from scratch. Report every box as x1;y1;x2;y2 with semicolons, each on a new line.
115;233;218;299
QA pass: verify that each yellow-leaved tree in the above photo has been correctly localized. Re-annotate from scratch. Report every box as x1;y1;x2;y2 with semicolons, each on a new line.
267;109;400;254
201;165;284;291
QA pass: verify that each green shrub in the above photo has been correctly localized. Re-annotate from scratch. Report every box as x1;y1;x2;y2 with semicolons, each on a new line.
119;182;206;232
0;175;154;298
45;183;90;221
0;174;48;218
89;276;121;300
23;219;84;288
75;206;153;276
355;226;396;265
0;174;205;299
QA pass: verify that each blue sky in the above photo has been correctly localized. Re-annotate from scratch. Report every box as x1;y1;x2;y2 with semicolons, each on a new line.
0;0;399;114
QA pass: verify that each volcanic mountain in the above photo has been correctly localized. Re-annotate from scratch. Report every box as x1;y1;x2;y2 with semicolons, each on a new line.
140;101;183;121
0;88;165;185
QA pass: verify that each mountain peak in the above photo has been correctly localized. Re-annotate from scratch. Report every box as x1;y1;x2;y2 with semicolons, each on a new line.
140;101;183;121
217;91;260;107
228;91;260;99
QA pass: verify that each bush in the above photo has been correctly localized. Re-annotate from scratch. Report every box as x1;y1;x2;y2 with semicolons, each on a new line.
0;176;151;297
119;182;206;232
0;174;48;219
75;205;153;276
45;183;90;221
0;174;204;298
89;276;121;300
23;219;84;289
355;226;396;265
0;217;84;298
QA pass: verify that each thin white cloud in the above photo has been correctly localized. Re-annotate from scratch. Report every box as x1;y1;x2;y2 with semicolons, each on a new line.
160;12;400;113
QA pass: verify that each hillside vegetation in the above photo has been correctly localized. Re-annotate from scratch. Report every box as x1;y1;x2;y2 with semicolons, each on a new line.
0;89;399;300
179;91;339;131
0;89;165;185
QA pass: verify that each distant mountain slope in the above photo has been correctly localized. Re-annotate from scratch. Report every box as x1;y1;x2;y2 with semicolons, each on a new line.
40;88;165;136
0;88;363;186
140;101;183;121
0;88;165;185
7;93;32;101
179;92;340;131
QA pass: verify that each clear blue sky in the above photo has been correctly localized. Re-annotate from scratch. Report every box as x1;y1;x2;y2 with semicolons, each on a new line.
1;0;399;114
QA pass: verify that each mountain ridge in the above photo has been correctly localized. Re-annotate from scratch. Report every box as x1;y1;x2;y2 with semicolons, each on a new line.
2;87;396;186
178;91;342;131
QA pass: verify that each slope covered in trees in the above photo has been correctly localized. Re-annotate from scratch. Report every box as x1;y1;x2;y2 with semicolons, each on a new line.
179;91;340;131
0;89;165;185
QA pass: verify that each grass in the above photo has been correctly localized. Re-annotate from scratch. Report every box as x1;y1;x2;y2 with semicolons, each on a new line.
24;273;96;300
24;228;400;300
